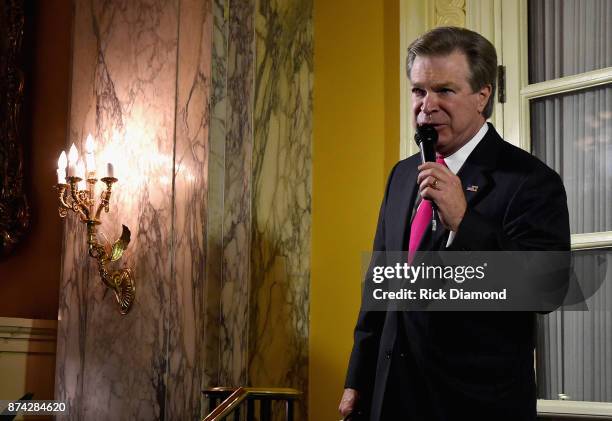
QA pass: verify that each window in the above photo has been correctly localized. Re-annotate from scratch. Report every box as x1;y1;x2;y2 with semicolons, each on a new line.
508;0;612;412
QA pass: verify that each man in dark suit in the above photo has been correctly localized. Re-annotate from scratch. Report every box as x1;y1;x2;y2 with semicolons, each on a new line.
338;27;570;421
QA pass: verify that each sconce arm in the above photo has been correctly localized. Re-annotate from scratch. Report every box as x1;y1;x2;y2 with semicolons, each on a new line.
86;221;135;315
67;177;89;220
95;177;117;220
56;184;71;217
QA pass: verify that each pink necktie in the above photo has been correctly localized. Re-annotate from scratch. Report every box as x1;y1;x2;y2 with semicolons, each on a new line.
408;156;446;263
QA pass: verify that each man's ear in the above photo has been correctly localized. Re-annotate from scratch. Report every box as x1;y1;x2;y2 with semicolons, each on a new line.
477;84;492;113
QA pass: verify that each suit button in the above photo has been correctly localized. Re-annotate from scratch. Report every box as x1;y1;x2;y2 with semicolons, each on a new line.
385;350;392;359
399;352;406;358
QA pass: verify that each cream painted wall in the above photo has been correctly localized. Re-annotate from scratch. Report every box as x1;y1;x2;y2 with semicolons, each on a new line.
310;1;399;419
0;318;57;404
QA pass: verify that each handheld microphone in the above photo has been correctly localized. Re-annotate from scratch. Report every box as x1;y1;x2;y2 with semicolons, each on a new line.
414;124;439;230
414;124;438;164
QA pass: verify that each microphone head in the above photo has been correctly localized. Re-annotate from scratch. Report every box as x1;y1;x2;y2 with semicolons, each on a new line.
415;124;438;163
414;124;438;146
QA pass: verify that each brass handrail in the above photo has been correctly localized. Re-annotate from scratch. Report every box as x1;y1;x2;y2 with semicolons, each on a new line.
201;387;300;421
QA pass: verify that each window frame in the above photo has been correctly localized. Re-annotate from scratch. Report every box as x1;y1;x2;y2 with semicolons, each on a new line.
501;0;612;250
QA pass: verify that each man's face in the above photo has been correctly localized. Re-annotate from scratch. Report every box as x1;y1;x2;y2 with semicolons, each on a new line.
410;50;491;156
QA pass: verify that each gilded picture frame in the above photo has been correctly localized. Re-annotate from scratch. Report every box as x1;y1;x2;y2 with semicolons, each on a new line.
0;0;29;257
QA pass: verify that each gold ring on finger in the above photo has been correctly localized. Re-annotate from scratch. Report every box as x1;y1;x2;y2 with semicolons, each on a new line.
432;178;439;189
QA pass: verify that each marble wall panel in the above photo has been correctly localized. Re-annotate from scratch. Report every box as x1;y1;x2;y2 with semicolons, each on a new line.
55;1;102;419
249;0;313;420
166;0;213;419
56;0;179;419
80;0;179;419
218;0;255;387
203;0;228;393
55;221;89;421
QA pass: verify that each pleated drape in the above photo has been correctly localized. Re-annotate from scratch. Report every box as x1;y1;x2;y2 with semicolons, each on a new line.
528;0;612;402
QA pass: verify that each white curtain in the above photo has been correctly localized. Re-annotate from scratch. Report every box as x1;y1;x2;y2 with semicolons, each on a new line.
528;0;611;83
528;0;612;402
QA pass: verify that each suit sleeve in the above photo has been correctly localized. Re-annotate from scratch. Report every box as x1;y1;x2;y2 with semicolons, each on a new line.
450;167;570;252
344;163;398;393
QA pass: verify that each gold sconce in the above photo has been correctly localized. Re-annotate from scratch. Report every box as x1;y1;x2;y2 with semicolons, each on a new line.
55;135;135;315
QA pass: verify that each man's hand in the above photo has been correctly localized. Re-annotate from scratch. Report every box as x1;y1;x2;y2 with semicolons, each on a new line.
417;162;467;231
338;388;360;419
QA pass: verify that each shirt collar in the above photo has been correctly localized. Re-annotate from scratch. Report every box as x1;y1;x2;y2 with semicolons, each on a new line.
442;122;488;175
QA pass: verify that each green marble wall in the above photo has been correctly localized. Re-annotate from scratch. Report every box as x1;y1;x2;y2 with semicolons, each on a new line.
250;1;313;419
210;1;312;419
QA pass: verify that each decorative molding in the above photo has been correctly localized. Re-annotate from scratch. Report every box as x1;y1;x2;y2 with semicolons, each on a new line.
400;0;431;159
434;0;466;27
0;0;30;257
0;317;58;354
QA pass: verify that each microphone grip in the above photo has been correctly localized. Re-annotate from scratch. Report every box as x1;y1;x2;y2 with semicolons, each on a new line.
418;144;439;231
415;124;439;230
419;148;427;165
419;148;438;212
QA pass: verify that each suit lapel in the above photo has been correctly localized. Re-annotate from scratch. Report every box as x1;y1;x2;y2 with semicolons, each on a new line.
393;162;419;251
456;123;502;209
459;167;491;208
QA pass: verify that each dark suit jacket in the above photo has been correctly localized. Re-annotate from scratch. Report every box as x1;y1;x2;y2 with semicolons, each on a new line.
345;124;570;421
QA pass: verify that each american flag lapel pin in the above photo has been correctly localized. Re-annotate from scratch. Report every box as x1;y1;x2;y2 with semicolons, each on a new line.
466;185;479;192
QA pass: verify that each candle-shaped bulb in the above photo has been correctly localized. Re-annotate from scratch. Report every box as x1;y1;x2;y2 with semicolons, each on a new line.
107;162;115;178
57;151;68;183
67;143;79;177
58;151;67;170
76;159;85;179
85;134;96;178
85;134;95;154
68;143;78;163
